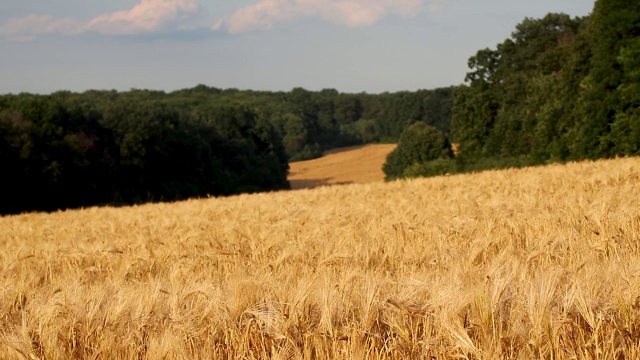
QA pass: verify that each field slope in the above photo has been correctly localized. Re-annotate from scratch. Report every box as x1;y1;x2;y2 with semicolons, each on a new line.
1;157;640;359
288;144;396;189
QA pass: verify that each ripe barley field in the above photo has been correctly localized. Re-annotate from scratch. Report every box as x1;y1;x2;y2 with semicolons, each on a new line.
1;157;640;359
288;144;396;189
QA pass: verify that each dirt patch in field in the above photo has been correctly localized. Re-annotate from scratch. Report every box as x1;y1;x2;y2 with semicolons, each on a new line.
288;144;397;189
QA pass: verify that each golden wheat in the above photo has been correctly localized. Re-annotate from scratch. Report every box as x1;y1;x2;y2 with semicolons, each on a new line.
1;157;640;359
288;144;396;189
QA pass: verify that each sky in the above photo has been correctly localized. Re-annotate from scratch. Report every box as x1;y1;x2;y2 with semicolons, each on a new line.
0;0;596;95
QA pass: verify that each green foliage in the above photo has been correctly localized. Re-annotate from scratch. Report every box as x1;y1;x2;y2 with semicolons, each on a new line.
605;31;640;156
289;143;322;162
340;118;380;143
401;158;458;178
451;84;498;158
383;122;453;180
0;84;456;214
446;2;640;182
0;92;290;214
280;113;308;158
170;85;453;161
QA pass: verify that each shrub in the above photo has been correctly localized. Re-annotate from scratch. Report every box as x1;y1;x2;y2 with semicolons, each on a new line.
383;122;453;180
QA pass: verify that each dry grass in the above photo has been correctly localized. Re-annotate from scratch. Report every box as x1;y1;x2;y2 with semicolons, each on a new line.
2;157;640;359
288;144;396;189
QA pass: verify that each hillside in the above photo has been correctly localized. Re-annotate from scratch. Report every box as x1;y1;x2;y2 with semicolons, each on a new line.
0;86;452;214
1;157;640;358
288;144;397;189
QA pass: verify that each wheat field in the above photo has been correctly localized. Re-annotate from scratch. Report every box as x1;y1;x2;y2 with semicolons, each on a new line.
1;157;640;359
288;144;396;189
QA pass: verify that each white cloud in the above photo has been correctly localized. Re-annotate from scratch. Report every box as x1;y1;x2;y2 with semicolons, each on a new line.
0;0;204;41
83;0;202;35
0;0;453;41
0;15;81;41
213;0;448;34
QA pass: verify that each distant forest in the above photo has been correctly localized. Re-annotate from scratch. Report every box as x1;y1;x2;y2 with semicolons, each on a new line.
1;0;637;215
0;85;452;214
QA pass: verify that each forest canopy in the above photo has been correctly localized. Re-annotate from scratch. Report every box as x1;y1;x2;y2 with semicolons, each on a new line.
0;86;453;214
386;0;640;179
452;0;640;165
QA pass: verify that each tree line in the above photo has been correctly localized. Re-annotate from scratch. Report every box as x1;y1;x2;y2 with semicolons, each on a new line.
384;0;640;179
4;0;635;213
0;86;453;214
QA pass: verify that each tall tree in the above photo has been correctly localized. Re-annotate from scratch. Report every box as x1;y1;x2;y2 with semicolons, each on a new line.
576;0;640;158
383;122;453;180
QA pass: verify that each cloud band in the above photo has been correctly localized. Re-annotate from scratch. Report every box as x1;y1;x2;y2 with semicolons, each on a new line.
0;0;203;41
214;0;427;33
1;0;451;41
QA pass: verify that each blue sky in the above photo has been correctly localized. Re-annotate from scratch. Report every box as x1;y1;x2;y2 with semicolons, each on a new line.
1;0;595;94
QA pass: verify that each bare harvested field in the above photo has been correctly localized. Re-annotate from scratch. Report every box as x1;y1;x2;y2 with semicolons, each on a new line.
288;144;396;189
2;157;640;359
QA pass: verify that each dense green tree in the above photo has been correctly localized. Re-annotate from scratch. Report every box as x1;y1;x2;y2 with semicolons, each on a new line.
452;12;587;165
348;118;381;143
423;87;454;135
571;1;639;159
0;94;114;212
383;122;453;180
0;93;291;214
450;83;498;159
280;113;309;159
0;79;457;213
608;38;640;155
444;0;640;182
573;0;640;158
